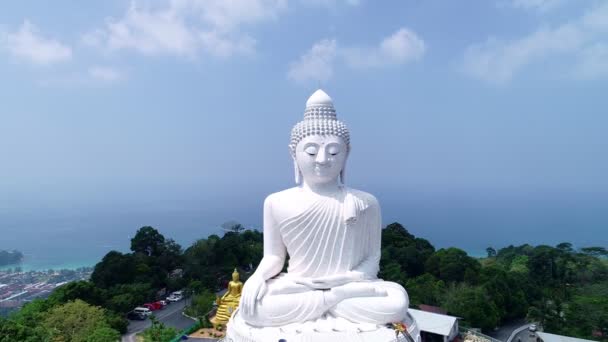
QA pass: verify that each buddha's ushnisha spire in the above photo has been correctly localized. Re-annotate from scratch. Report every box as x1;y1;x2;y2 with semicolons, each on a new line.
306;89;334;107
289;89;350;155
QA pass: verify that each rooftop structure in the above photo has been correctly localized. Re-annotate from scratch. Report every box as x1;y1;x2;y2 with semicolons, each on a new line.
536;332;598;342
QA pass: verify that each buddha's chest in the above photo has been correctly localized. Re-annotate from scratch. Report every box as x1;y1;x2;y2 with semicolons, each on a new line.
278;197;367;276
271;193;328;224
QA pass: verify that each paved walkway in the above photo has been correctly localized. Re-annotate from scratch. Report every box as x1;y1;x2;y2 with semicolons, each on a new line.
488;319;526;342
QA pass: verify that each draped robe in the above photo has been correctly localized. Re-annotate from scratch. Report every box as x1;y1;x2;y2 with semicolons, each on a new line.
241;188;409;327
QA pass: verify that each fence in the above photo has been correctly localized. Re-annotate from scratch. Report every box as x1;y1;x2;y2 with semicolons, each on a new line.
460;326;504;342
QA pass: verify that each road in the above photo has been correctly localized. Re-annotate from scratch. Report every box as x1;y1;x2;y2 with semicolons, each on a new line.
510;325;537;342
488;319;526;341
121;299;196;342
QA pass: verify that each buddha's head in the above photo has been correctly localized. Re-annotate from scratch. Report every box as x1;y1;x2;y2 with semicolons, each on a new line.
289;89;350;187
232;268;240;282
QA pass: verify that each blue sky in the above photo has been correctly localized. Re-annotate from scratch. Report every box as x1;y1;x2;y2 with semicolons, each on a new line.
1;0;607;256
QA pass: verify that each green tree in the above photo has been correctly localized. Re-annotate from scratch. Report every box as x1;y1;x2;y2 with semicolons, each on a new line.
42;299;119;342
49;281;107;306
405;274;445;306
140;316;178;342
486;247;497;258
580;246;608;258
185;289;216;322
509;255;530;274
131;226;166;257
0;318;49;342
442;284;500;331
556;242;573;253
425;248;480;284
380;223;435;278
91;251;137;288
86;326;121;342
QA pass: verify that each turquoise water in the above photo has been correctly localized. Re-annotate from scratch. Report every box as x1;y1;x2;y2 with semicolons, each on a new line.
0;259;98;272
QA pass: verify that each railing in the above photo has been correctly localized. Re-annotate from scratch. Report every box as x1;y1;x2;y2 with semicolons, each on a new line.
168;321;201;342
460;326;504;342
506;323;537;342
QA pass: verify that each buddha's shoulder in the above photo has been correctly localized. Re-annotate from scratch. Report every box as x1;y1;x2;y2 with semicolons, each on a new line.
263;187;303;205
345;187;380;207
264;187;379;206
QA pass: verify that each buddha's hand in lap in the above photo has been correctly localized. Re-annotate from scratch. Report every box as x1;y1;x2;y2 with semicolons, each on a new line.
293;271;366;289
241;274;267;317
332;282;388;300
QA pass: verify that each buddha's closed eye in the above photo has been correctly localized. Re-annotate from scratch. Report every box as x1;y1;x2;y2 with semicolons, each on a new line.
328;145;340;156
305;145;318;156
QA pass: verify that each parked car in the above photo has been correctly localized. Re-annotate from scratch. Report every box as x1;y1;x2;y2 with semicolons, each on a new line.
159;300;168;307
133;307;152;316
166;294;182;302
143;302;162;311
126;311;147;321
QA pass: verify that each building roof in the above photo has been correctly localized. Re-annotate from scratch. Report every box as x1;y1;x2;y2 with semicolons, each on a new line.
409;308;459;337
536;332;597;342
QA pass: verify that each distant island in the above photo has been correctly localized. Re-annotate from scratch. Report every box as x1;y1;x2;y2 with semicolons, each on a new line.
0;250;24;266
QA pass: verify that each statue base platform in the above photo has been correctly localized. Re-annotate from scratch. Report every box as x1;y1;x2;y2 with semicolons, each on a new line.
224;309;420;342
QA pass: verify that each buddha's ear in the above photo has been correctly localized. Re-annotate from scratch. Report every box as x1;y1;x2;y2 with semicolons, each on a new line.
289;145;302;185
340;148;350;185
294;159;302;185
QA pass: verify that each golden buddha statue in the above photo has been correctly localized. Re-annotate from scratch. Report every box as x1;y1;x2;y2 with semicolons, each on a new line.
211;268;243;328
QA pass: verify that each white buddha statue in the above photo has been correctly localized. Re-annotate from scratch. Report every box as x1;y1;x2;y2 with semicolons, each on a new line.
226;89;419;342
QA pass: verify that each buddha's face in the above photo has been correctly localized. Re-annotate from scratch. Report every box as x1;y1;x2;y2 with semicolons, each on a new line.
295;135;348;186
232;273;239;281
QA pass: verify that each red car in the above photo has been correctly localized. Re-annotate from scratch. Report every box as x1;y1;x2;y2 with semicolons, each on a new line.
143;302;163;311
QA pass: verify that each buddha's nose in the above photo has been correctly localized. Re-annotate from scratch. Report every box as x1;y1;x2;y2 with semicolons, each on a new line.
315;149;329;165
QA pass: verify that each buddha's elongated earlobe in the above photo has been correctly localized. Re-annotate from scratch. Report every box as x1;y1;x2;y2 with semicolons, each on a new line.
294;158;302;185
340;149;349;185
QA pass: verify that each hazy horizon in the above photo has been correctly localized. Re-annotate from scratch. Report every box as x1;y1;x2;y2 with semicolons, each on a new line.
1;1;607;269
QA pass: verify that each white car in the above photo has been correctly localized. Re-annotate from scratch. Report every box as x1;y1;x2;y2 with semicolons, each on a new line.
529;324;537;332
166;295;182;302
134;307;152;316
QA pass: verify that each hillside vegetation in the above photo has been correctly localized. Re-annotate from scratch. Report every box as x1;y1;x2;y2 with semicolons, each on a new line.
1;224;606;341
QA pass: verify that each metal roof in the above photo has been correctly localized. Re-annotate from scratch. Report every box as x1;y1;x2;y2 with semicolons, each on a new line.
409;308;459;336
536;332;597;342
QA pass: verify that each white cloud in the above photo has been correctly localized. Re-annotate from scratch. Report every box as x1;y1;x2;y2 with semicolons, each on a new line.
89;66;124;82
3;20;72;65
507;0;568;12
199;31;256;57
288;28;425;84
288;39;337;83
84;0;286;58
173;0;287;32
574;43;608;80
343;28;425;68
299;0;360;7
462;2;608;84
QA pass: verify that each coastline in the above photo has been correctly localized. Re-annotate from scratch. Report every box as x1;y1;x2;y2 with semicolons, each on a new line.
0;259;97;272
0;250;489;273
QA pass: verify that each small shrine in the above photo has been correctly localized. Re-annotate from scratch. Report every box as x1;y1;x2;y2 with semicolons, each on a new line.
210;268;243;329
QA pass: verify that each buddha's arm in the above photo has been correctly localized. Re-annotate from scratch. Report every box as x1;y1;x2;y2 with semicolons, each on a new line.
351;199;381;279
222;282;235;299
254;195;286;281
241;196;287;315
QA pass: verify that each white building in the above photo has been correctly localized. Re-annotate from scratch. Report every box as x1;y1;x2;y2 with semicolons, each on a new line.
409;308;459;342
536;332;597;342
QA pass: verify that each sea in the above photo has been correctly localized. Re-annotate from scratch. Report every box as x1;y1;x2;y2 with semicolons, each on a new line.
1;188;606;271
